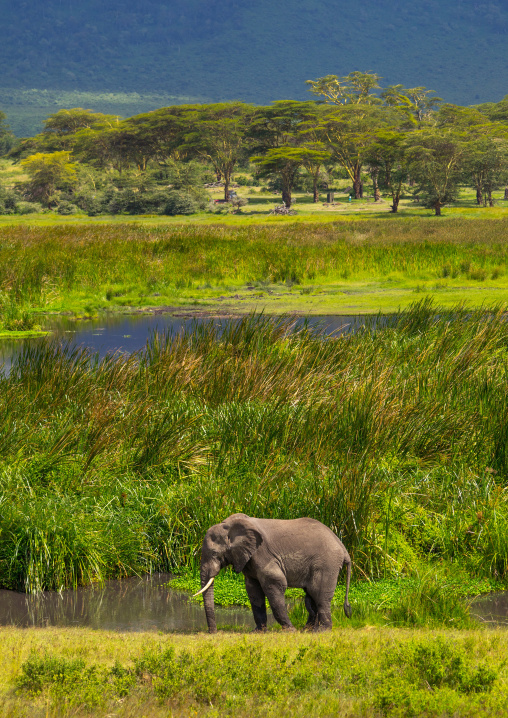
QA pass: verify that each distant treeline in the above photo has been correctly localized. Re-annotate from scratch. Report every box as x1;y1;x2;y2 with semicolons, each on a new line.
1;72;508;216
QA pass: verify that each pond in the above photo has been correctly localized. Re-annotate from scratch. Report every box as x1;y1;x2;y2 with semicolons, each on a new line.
0;311;380;375
471;592;508;627
0;573;263;632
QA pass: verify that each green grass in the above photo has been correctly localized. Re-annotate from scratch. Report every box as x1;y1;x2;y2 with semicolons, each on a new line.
2;216;508;319
2;626;508;717
170;566;501;629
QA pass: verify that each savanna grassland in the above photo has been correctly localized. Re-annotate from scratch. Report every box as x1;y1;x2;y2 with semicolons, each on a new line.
1;216;508;332
2;627;508;717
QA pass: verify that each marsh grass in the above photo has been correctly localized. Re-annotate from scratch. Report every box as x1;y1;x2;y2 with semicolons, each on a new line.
2;219;508;316
2;302;508;601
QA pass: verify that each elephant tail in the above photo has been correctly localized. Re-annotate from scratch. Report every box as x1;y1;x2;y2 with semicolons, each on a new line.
343;556;352;619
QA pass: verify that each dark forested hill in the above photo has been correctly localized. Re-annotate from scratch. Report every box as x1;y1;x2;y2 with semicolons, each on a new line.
1;0;507;135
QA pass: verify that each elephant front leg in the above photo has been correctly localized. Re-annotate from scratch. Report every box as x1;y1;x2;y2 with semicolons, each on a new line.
263;579;295;631
245;575;268;631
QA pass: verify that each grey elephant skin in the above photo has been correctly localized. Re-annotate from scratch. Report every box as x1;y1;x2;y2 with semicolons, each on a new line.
197;513;352;633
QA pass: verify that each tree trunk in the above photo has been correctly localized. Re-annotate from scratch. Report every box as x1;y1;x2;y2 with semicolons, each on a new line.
313;176;319;203
282;187;292;207
359;181;364;199
434;201;442;216
391;196;399;213
201;570;217;634
352;177;361;199
488;190;494;207
372;174;380;202
476;186;483;205
224;174;230;202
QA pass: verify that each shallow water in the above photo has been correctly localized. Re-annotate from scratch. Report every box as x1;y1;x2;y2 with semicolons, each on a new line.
0;573;262;632
471;591;508;626
0;312;380;375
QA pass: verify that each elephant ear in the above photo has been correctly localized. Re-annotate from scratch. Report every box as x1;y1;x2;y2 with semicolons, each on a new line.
227;519;263;573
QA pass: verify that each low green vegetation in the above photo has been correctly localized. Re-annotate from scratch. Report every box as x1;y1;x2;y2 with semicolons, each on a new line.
170;568;499;629
1;627;508;717
2;219;508;322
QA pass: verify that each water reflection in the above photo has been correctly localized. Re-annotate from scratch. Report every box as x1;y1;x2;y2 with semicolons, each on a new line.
0;573;260;632
472;591;508;626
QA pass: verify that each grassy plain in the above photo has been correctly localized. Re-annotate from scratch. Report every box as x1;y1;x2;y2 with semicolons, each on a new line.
1;626;508;717
1;213;508;327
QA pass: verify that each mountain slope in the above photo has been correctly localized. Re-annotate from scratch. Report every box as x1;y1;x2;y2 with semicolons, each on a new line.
1;0;507;135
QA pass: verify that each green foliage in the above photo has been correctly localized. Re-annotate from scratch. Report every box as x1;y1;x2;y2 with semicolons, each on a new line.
56;200;79;215
20;151;78;207
162;189;200;215
17;653;135;709
0;184;17;214
13;632;506;717
14;200;43;214
4;293;508;596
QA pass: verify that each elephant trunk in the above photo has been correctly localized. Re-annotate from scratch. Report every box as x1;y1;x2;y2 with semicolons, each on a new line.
200;567;217;634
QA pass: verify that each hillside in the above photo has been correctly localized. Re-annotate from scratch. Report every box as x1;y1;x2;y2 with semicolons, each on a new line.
1;0;508;136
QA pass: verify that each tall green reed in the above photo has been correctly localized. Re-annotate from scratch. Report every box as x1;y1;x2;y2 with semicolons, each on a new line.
3;300;508;590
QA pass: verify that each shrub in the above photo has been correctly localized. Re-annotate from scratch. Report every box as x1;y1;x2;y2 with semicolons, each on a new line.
57;200;79;215
0;186;17;214
162;190;199;216
16;201;43;214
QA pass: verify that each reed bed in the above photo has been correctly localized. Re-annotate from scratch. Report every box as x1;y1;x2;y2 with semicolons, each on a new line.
1;220;508;314
1;299;508;593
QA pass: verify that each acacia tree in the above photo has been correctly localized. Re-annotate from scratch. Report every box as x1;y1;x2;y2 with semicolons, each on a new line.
306;73;386;198
365;130;411;212
462;136;508;206
20;151;77;206
119;105;201;167
248;101;321;207
436;105;508;205
183;103;253;201
306;71;381;106
407;130;465;215
252;147;304;207
319;104;386;199
72;126;131;173
380;85;442;124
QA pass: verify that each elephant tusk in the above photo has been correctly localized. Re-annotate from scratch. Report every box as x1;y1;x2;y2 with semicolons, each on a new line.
192;577;214;597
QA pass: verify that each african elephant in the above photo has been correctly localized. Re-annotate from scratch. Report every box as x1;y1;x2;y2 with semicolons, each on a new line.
194;513;352;633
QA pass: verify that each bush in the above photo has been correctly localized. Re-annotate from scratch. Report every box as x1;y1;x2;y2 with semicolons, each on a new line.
0;186;17;214
162;190;199;216
57;201;79;215
235;175;256;186
107;189;163;215
16;201;43;214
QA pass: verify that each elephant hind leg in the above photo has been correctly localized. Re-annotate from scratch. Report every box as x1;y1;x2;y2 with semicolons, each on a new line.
305;582;335;632
245;575;268;631
304;592;318;630
314;602;333;631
